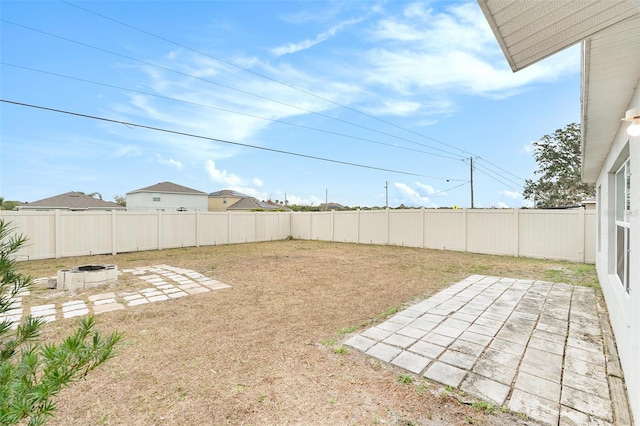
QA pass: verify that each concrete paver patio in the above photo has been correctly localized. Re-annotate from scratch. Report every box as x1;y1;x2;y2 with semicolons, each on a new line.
345;275;626;425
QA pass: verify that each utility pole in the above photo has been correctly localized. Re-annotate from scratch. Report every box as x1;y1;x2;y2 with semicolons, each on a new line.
325;188;328;211
385;181;389;208
470;157;474;209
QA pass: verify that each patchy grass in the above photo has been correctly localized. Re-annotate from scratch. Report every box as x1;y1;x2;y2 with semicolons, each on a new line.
13;240;598;425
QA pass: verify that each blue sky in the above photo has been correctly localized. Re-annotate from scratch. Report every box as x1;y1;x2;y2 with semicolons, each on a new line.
1;0;580;208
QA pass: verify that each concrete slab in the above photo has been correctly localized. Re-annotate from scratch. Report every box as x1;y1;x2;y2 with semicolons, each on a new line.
423;361;467;388
461;372;510;406
561;386;613;423
391;351;431;374
366;343;402;362
345;275;627;426
509;389;560;425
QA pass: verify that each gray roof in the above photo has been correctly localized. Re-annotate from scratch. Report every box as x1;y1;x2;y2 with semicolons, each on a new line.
208;189;251;198
20;192;125;210
227;197;281;211
127;181;207;195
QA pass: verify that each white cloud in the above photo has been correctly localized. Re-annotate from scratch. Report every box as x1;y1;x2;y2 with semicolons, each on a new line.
156;154;183;170
364;2;580;98
499;190;521;199
365;100;422;116
394;182;437;207
415;182;438;195
206;160;246;186
271;18;363;56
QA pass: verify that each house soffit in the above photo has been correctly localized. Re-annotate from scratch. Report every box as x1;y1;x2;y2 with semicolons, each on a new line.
477;0;639;72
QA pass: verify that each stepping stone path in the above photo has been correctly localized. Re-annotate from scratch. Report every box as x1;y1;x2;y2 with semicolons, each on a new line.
0;264;230;328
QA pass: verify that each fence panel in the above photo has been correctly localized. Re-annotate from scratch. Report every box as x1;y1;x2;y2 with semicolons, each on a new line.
256;213;287;242
310;212;332;241
359;210;388;245
228;213;257;244
160;213;197;249
388;209;423;247
116;212;159;253
59;211;113;257
333;211;359;243
0;211;55;260
423;210;465;251
518;210;586;262
199;213;229;245
466;210;517;256
291;212;311;240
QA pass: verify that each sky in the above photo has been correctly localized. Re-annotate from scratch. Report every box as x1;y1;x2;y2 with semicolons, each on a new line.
0;0;581;209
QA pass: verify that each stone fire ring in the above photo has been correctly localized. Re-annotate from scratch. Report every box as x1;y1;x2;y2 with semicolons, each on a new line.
57;264;118;291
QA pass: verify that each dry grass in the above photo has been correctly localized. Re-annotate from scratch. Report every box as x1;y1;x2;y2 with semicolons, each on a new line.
15;240;596;425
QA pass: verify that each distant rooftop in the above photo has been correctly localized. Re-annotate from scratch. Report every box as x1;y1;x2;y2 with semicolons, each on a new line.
19;192;125;210
208;189;251;198
127;181;207;195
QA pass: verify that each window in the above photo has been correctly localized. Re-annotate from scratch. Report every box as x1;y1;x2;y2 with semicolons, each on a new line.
153;194;161;202
615;159;631;293
223;197;227;204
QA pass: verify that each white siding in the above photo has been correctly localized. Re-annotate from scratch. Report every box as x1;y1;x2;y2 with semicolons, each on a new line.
126;192;207;212
594;83;640;419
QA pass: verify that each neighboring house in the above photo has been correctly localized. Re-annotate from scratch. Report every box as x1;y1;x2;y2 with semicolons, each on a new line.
17;192;125;211
208;189;250;212
126;182;208;212
208;189;284;212
319;202;346;211
479;0;640;420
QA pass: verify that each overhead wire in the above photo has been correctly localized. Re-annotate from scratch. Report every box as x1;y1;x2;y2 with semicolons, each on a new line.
1;62;463;161
1;18;468;162
0;99;468;182
2;9;527;194
59;0;527;185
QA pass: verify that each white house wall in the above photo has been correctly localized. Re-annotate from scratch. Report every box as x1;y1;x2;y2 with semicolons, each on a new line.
595;82;640;420
126;192;207;212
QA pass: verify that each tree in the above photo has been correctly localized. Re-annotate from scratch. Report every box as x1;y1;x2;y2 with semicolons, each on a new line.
0;219;122;425
523;123;595;208
113;194;126;207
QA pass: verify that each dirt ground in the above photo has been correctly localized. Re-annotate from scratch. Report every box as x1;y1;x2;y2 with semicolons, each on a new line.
15;240;598;425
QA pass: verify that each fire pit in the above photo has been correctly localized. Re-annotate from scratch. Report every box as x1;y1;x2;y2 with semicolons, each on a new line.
57;264;118;291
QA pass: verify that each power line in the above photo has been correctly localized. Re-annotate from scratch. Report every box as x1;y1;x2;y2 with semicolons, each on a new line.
3;13;528;192
1;62;463;162
59;0;527;183
1;18;468;161
1;99;467;182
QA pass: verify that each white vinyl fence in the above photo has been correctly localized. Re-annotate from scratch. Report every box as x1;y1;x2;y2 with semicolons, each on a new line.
0;208;595;263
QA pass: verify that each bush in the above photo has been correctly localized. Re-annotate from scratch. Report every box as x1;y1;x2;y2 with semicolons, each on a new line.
0;219;122;425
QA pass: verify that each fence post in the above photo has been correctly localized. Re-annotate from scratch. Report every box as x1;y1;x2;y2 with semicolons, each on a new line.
578;208;585;263
421;208;426;248
54;210;61;259
331;209;335;242
514;208;520;257
111;210;117;255
386;208;390;245
357;209;361;244
157;210;162;250
196;211;200;247
462;209;468;253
